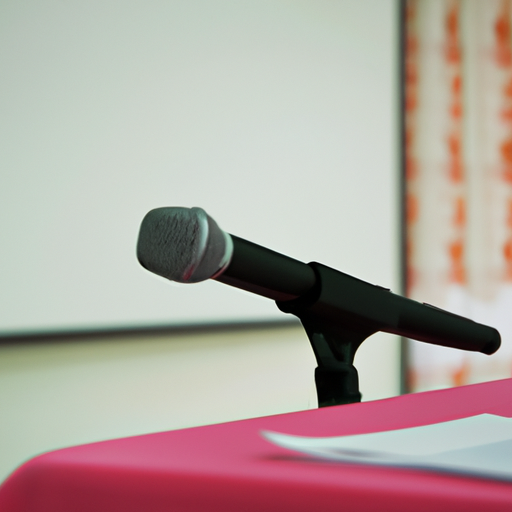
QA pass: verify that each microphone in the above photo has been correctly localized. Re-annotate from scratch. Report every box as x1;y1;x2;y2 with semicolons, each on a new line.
136;206;316;301
136;207;233;284
137;207;501;356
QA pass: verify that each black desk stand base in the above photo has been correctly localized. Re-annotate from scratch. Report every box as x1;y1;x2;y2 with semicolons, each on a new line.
276;262;381;407
299;322;367;407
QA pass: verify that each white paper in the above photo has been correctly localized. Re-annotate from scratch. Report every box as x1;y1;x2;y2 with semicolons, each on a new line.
262;414;512;481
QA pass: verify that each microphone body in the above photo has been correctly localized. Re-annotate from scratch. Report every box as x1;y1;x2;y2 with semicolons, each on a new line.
215;235;316;301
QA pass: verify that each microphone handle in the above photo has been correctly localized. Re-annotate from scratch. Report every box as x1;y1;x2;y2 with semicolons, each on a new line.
215;235;500;355
215;235;316;302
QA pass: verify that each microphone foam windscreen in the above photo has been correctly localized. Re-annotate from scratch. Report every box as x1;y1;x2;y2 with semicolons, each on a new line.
137;207;232;283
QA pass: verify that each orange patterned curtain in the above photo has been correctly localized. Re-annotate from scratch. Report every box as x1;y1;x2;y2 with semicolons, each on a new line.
405;0;512;391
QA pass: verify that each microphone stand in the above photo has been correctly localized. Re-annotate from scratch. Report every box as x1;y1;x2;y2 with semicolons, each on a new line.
276;262;500;407
277;263;376;407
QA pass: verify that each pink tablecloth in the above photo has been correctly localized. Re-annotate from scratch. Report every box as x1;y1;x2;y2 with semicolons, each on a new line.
2;379;512;512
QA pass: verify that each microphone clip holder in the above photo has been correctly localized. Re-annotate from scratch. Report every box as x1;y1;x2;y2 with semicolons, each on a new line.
277;262;390;407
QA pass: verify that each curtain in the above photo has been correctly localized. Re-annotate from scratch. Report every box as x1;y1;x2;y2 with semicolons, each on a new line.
405;0;512;391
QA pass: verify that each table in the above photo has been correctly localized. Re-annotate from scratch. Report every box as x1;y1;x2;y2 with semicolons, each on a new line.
2;378;512;511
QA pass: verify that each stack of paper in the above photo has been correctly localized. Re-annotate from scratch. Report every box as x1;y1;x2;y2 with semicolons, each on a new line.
262;414;512;481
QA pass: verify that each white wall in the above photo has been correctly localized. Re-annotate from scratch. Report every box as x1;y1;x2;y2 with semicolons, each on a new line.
0;0;399;333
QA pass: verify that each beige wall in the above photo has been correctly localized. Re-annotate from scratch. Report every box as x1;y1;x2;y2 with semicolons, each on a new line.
0;325;399;483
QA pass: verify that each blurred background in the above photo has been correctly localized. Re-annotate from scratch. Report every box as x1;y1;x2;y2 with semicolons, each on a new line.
2;0;509;485
0;0;400;483
405;0;512;391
